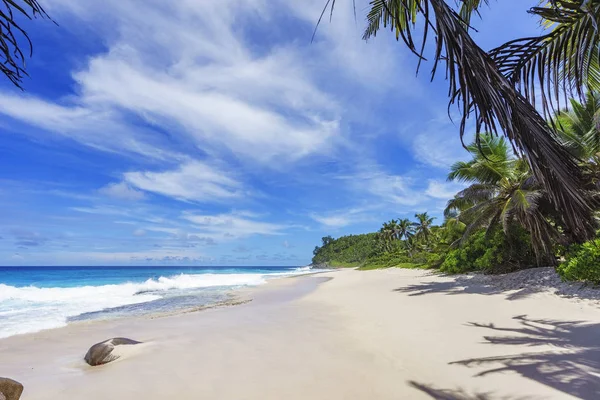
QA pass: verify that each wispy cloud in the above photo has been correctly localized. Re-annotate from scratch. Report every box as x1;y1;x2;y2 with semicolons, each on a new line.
183;211;287;238
99;182;145;201
309;207;376;228
340;168;427;207
425;180;466;200
410;117;472;169
0;0;348;166
123;161;244;203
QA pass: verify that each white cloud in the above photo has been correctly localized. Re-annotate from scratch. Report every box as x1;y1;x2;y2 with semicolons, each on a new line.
123;161;243;203
133;229;146;237
0;0;351;165
71;206;132;217
99;182;145;201
342;169;426;206
410;117;473;169
0;94;184;161
183;211;286;238
309;207;375;228
48;249;208;265
425;180;466;200
310;214;353;228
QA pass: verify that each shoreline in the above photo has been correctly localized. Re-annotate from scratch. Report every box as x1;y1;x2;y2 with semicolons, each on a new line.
0;268;325;341
2;268;599;399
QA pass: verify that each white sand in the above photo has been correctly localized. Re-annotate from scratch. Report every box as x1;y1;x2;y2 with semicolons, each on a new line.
1;268;599;399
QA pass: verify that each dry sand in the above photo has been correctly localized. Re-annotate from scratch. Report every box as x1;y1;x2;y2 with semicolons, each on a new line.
1;268;599;399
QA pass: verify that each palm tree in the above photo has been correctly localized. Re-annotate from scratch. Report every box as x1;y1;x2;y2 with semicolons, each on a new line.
1;1;52;88
445;134;559;265
378;220;398;252
413;212;435;246
396;218;415;241
555;92;600;171
319;0;598;243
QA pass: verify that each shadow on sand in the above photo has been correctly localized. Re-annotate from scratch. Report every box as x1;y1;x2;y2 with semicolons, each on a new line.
393;278;542;301
450;315;600;400
408;381;538;400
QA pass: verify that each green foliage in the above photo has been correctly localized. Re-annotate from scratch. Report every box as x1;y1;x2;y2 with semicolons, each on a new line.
558;239;600;285
446;133;559;265
311;233;379;267
312;96;600;275
440;227;536;274
361;251;414;269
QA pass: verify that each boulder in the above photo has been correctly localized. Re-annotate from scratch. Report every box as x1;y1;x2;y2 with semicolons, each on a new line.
84;337;141;366
0;378;23;400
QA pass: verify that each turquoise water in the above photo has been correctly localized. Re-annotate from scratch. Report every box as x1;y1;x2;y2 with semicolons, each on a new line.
0;266;309;339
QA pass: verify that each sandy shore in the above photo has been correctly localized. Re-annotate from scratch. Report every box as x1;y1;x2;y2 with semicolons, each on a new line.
1;268;599;399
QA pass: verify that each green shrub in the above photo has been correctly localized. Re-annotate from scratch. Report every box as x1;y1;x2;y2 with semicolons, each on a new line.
557;239;600;284
425;252;444;268
439;227;536;274
395;262;426;269
359;251;413;269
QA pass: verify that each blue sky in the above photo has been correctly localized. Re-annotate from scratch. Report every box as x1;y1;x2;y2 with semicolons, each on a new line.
0;0;543;266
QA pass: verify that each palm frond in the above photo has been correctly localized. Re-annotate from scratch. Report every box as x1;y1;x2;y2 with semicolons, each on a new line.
0;0;52;88
412;0;596;240
489;1;600;116
555;91;600;160
458;0;489;28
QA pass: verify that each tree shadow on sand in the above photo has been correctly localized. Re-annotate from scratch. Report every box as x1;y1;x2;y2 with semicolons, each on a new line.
408;381;537;400
393;279;543;301
392;268;600;302
452;315;600;399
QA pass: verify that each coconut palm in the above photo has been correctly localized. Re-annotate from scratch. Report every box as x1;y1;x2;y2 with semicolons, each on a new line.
316;0;598;243
1;0;51;88
413;212;435;246
445;134;560;265
378;220;398;252
396;218;415;241
555;91;600;169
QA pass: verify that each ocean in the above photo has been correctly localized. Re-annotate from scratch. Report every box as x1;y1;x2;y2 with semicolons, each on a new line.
0;265;311;339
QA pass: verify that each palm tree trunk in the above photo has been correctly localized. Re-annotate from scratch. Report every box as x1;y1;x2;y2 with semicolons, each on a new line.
428;0;596;242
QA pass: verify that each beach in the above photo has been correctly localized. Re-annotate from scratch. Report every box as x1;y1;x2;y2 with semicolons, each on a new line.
1;268;599;399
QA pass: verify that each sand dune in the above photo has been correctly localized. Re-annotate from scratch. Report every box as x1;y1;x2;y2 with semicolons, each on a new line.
1;269;599;399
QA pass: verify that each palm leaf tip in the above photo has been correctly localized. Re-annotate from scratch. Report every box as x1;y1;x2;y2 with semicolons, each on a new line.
0;0;53;88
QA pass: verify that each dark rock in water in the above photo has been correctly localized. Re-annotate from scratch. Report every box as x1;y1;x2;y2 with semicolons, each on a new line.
0;377;24;400
84;337;141;366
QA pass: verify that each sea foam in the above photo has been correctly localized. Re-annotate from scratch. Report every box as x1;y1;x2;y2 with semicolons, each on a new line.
0;267;310;339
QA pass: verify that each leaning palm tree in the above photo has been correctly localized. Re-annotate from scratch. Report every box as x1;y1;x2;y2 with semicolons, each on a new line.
318;0;598;243
445;134;559;265
0;0;51;88
413;212;435;246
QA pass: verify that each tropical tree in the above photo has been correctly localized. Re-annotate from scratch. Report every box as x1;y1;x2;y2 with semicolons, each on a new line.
378;219;398;252
318;0;599;243
445;134;559;265
413;212;435;246
321;235;335;247
1;0;52;88
396;218;415;241
555;91;600;176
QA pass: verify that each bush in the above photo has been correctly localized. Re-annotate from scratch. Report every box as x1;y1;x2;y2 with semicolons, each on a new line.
557;239;600;284
439;227;537;274
395;262;426;269
359;251;414;269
